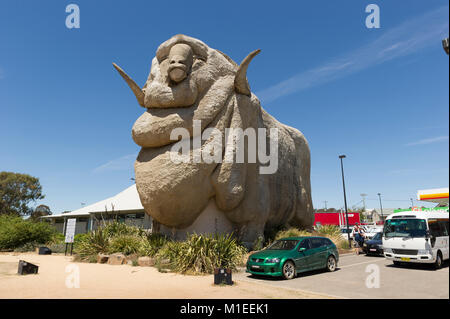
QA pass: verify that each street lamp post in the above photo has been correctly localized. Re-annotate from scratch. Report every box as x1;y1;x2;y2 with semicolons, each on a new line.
377;193;384;222
339;155;351;247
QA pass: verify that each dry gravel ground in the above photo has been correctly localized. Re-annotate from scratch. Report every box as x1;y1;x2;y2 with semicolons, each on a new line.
0;253;333;299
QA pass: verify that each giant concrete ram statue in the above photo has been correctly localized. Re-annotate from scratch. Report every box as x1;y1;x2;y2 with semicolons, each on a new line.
113;34;313;247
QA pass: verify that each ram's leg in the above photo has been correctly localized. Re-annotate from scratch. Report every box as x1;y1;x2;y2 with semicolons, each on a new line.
284;126;314;229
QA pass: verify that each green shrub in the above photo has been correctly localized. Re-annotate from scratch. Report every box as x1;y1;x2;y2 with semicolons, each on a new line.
13;241;40;252
74;222;148;259
252;235;264;251
337;239;350;249
108;234;144;255
138;233;168;257
74;228;109;258
49;232;65;245
314;224;341;237
102;221;145;238
274;227;311;240
313;224;347;248
156;233;247;274
0;215;56;250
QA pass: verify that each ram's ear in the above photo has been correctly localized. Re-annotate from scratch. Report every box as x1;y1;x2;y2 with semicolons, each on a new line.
234;49;260;96
113;63;145;107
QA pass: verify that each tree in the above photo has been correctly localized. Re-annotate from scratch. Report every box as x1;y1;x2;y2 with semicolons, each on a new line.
0;172;45;216
30;204;52;221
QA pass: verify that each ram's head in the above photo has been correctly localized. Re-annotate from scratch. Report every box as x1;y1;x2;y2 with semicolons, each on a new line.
113;34;260;149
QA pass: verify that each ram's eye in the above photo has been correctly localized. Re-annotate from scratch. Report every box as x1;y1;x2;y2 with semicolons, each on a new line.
192;59;204;71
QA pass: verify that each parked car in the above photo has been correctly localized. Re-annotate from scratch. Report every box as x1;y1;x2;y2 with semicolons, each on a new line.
340;227;354;241
364;226;384;240
246;237;339;280
363;232;383;255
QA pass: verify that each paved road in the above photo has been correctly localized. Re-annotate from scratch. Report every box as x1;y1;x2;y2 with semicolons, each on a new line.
235;254;449;299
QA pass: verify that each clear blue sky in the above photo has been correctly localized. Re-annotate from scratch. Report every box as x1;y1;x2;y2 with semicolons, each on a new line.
0;0;448;214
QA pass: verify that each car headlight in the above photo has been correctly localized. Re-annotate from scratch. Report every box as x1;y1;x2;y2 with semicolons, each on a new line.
384;248;392;253
265;258;280;263
417;249;431;255
363;243;367;247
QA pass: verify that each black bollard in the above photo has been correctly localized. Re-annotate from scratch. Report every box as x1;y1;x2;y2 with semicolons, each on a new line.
18;260;39;275
214;268;233;285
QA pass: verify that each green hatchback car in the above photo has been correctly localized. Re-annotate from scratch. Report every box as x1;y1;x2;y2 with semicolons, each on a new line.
246;236;339;280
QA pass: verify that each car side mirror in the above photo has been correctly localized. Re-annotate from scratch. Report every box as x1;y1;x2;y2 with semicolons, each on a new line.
299;247;306;252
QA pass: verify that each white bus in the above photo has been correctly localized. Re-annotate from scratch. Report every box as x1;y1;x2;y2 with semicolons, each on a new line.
382;209;449;269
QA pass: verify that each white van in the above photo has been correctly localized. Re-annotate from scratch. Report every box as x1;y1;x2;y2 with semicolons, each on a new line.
382;209;449;269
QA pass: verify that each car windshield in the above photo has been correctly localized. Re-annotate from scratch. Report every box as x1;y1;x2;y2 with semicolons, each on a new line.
372;232;382;241
267;240;299;250
383;218;427;238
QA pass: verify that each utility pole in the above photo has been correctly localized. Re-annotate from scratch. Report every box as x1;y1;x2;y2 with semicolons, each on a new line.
410;198;414;208
339;155;351;248
323;200;328;211
360;193;367;211
377;193;384;222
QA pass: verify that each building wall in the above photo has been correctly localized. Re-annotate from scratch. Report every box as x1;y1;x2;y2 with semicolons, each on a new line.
48;210;151;234
53;221;65;233
314;212;361;226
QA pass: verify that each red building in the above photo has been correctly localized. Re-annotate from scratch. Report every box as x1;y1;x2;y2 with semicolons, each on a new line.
314;211;360;227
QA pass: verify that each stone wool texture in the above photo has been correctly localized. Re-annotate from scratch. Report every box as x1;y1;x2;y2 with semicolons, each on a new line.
115;35;313;245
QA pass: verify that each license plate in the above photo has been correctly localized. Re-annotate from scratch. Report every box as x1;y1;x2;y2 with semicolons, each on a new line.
252;265;260;269
370;249;377;252
401;257;410;261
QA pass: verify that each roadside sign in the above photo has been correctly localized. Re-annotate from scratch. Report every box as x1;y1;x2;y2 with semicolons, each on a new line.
65;218;76;243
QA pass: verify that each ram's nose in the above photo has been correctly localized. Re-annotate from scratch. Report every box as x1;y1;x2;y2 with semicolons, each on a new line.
169;55;188;83
169;66;187;83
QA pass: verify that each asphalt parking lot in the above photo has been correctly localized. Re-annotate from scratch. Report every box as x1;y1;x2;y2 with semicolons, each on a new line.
236;254;449;299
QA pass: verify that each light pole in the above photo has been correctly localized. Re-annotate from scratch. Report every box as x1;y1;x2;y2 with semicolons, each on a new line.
339;155;351;247
377;193;384;222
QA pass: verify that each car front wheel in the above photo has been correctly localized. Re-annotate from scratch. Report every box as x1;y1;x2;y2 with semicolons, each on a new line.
282;261;296;280
326;255;337;272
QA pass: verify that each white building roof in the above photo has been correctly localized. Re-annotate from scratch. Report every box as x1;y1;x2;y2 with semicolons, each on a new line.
43;184;143;219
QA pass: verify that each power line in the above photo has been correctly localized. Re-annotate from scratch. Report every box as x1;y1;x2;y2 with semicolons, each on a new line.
366;198;416;202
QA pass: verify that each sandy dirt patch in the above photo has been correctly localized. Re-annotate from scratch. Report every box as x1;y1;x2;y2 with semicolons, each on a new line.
0;253;333;299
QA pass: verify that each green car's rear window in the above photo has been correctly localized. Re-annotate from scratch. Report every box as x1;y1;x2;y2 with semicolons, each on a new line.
267;239;299;250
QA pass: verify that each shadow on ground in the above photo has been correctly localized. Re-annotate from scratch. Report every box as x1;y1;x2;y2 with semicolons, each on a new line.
385;260;449;271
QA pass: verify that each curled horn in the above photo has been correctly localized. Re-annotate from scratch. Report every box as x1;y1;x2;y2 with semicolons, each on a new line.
113;63;145;107
234;49;261;96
